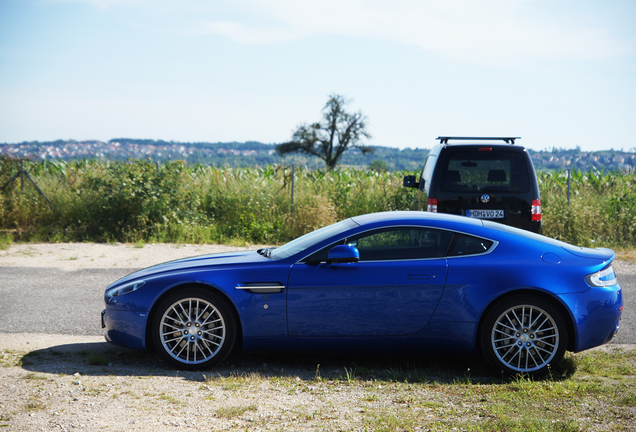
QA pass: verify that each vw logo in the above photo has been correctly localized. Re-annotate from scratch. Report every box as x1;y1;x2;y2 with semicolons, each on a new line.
481;194;490;204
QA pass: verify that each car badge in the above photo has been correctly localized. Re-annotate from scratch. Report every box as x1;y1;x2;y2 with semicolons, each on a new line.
481;194;490;204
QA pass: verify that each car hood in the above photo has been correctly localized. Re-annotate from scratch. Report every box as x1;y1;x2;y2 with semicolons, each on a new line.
562;246;615;263
108;250;260;288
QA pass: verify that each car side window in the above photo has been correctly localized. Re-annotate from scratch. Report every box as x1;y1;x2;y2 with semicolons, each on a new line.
346;228;453;261
447;234;494;256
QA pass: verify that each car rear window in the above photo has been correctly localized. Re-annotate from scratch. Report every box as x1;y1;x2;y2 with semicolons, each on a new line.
447;234;494;256
439;150;531;193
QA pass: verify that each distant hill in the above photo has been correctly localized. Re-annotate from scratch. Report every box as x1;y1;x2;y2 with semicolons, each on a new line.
1;139;634;172
529;147;636;172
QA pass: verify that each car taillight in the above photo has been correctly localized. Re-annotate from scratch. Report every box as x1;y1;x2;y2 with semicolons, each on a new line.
586;265;617;287
531;199;541;221
427;198;438;212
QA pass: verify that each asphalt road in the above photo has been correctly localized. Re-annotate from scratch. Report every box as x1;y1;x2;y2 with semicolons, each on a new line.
0;266;633;345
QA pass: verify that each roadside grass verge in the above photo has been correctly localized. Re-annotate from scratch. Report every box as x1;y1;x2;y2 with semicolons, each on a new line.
204;347;636;430
6;345;636;430
616;249;636;264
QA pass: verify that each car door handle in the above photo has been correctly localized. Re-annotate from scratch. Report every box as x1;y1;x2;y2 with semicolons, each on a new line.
407;274;430;280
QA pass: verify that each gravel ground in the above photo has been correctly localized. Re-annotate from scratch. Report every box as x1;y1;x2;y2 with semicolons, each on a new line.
0;338;397;431
0;242;268;270
0;243;634;431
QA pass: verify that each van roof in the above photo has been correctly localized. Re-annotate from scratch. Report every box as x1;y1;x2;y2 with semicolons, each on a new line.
437;136;521;145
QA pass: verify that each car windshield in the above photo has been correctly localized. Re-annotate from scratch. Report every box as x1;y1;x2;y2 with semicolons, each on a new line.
269;218;359;260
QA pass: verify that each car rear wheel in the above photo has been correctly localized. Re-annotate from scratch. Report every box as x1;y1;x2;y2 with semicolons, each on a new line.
481;295;567;377
152;288;237;370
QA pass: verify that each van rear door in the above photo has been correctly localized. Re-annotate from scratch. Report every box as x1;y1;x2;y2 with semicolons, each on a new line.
433;147;537;231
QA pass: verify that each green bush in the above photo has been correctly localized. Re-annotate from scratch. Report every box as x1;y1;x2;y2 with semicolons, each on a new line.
539;170;636;247
1;159;635;248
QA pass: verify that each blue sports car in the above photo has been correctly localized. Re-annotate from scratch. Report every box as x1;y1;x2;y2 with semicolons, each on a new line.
102;211;623;376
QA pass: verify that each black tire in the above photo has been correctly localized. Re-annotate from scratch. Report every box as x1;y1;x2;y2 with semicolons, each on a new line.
151;288;238;370
480;295;568;377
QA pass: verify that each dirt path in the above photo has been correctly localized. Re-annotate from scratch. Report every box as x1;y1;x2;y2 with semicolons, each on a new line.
0;242;270;270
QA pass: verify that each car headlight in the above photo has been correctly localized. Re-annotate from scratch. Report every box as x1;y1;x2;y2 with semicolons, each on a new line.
107;280;145;297
586;266;617;287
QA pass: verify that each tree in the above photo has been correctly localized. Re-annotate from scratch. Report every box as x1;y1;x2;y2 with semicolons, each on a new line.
276;94;373;169
369;159;388;172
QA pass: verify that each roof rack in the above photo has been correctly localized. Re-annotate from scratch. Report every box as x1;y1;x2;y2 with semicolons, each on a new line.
437;136;521;145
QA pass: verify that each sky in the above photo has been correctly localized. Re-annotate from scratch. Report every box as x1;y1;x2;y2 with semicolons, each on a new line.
1;0;635;152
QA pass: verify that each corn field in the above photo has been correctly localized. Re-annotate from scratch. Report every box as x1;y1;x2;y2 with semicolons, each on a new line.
1;158;635;248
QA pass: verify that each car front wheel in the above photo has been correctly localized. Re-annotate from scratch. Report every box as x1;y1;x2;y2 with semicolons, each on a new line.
151;288;237;370
481;295;567;377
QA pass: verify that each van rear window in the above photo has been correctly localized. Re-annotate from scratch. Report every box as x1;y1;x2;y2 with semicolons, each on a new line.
439;151;530;193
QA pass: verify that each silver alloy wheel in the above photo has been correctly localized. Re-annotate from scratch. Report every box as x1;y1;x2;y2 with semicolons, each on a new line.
491;304;559;373
158;297;226;365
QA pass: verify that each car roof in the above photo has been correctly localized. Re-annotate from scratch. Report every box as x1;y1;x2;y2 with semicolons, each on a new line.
351;211;485;229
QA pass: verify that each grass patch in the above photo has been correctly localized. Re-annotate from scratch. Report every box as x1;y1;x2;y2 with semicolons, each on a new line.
24;399;46;412
466;417;581;432
0;351;23;367
0;232;12;250
204;370;267;390
22;372;49;380
575;348;636;377
86;353;111;366
616;249;636;264
196;349;636;430
215;404;258;419
158;393;182;405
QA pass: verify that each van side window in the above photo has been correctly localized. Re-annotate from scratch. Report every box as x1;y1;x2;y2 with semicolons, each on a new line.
420;154;437;191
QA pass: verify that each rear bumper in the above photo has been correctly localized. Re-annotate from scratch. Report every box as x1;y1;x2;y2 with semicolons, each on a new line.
560;283;623;353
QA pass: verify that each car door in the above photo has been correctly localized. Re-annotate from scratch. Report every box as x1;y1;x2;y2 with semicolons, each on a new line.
286;227;452;336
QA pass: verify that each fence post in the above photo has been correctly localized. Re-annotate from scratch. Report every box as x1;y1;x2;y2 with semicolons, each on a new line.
291;164;295;215
0;159;57;212
567;169;571;206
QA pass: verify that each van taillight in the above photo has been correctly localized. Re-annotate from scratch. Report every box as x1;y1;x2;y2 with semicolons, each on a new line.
427;198;438;212
532;199;541;221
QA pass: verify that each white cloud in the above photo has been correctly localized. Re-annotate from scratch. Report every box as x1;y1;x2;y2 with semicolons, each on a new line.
201;21;305;45
52;0;632;62
227;0;631;61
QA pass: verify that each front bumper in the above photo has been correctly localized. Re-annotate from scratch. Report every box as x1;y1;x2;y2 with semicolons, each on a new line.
101;308;148;351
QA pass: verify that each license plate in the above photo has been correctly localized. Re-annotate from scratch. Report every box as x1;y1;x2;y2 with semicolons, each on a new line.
466;209;504;219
